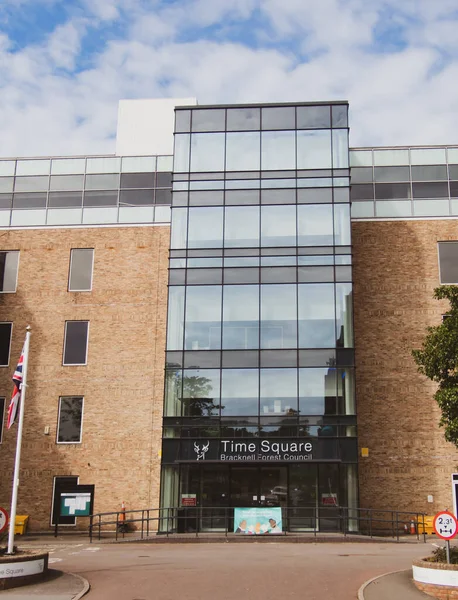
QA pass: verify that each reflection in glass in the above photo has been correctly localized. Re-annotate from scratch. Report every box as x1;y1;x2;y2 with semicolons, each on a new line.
190;133;225;172
299;368;336;415
227;107;260;131
260;369;297;414
191;109;225;132
185;286;222;350
297;205;333;246
261;131;295;170
335;283;353;347
337;369;355;414
261;285;297;348
297;105;330;129
223;285;259;349
164;368;182;416
170;208;187;249
298;284;335;348
221;369;259;415
261;205;296;246
332;130;349;168
297;130;332;169
226;132;260;171
182;369;221;416
224;206;259;247
174;134;190;172
333;204;351;246
261;106;295;130
188;207;223;248
167;286;185;350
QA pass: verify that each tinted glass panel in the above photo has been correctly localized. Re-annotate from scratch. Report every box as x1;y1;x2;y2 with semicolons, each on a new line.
12;193;47;208
120;173;155;188
226;108;260;131
350;168;373;184
83;191;118;207
221;369;259;415
261;106;295;130
119;190;154;206
261;285;297;348
50;175;84;191
297;130;332;169
69;249;93;291
299;368;335;415
0;252;19;292
439;242;458;283
373;166;410;182
191;109;226;132
298;284;335;348
332;105;348;127
223;285;259;349
188;207;223;248
297;205;333;246
182;369;220;416
375;183;411;200
350;185;373;201
261;131;295;170
224;206;259;247
0;323;12;365
63;321;89;365
261;205;296;246
190;133;225;172
260;369;297;415
48;192;82;208
411;165;448;181
412;182;449;198
85;174;119;190
226;132;260;171
57;397;83;442
185;286;222;350
297;105;330;129
14;176;48;192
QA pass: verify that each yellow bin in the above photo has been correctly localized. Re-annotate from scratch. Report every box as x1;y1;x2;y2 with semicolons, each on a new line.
14;515;29;535
417;516;435;535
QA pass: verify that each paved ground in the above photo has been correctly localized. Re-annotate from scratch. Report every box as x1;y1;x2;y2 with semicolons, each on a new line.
1;535;435;600
362;569;430;600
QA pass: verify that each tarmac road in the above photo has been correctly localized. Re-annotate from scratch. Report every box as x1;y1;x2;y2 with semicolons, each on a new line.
30;539;432;600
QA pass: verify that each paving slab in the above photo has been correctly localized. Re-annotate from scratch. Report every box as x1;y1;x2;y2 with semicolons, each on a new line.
0;569;88;600
360;569;430;600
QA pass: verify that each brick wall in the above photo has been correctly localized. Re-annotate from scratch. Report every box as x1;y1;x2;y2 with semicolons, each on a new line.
0;225;170;530
353;220;458;515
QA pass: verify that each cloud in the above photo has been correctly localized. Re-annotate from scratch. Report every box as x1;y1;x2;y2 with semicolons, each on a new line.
0;0;458;156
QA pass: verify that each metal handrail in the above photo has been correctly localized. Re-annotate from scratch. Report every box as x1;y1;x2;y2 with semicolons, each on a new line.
88;506;428;543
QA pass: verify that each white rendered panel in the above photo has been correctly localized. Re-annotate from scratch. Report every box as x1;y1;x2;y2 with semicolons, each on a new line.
116;98;197;156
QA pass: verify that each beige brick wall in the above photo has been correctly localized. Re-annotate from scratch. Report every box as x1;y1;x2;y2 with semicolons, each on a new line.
0;225;170;530
353;219;458;515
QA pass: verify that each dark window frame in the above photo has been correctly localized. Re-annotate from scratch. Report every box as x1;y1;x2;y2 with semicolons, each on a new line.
63;321;89;366
68;249;94;292
56;396;84;444
0;322;13;366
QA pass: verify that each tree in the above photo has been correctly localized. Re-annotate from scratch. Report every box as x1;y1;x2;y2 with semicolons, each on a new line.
412;286;458;448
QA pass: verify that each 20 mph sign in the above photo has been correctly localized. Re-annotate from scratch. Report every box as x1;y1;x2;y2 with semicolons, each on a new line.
0;506;8;534
433;511;458;540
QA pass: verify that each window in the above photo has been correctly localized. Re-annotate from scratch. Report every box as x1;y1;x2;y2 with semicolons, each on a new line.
0;397;4;443
68;249;93;291
57;396;83;443
438;242;458;283
0;323;12;366
63;321;89;365
0;251;19;292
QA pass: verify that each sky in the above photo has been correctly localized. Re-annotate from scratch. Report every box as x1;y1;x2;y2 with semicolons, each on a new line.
0;0;458;157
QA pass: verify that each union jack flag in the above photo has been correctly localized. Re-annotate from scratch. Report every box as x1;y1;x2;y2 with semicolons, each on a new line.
7;345;24;429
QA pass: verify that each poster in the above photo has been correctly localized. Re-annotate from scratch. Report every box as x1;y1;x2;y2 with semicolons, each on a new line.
233;507;282;534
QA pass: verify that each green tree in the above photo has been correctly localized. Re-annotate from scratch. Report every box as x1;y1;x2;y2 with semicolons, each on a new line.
412;286;458;447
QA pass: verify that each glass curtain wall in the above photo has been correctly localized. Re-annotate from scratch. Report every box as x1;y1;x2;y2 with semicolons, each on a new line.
162;102;357;532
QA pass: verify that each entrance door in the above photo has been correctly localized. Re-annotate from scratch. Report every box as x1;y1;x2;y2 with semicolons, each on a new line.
231;468;259;507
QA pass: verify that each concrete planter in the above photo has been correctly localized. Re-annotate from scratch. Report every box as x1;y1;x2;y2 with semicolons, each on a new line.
413;558;458;599
0;551;49;590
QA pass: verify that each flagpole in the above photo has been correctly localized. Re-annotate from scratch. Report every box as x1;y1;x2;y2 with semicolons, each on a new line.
7;326;31;555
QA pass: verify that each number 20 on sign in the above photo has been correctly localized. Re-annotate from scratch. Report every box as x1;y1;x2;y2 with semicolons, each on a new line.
433;511;458;540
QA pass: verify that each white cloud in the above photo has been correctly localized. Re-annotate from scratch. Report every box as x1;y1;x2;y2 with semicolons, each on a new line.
0;0;458;156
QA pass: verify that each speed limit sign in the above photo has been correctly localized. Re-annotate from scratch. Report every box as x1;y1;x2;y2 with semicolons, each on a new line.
433;511;458;540
0;507;8;534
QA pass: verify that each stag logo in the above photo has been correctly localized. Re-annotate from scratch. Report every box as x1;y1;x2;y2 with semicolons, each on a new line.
194;441;210;460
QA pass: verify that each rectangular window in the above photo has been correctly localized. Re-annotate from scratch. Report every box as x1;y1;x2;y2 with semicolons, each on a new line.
438;242;458;283
0;397;4;443
0;323;12;366
57;396;83;443
0;251;19;292
63;321;89;365
68;249;94;291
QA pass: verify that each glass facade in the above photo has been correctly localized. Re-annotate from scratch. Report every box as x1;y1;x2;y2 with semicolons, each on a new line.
0;155;172;226
350;146;458;219
161;102;358;532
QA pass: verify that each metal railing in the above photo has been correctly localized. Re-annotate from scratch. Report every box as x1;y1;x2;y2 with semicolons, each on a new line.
88;506;428;543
